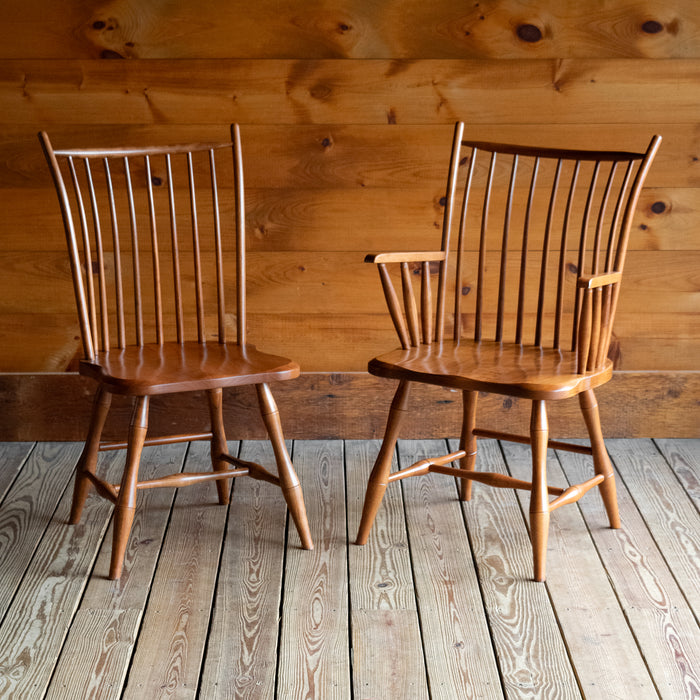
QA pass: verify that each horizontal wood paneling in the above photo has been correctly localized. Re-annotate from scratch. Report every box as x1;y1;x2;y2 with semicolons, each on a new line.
0;1;697;436
2;59;699;125
1;312;697;374
2;186;694;253
2;1;699;59
0;250;696;315
0;371;697;440
2;123;697;189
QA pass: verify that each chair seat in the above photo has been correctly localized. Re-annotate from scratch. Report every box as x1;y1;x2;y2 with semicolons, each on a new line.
80;342;300;395
369;340;612;400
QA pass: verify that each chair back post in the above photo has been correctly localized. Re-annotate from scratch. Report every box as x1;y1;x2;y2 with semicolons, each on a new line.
39;131;96;362
612;135;663;273
232;124;246;347
435;121;464;344
594;134;663;369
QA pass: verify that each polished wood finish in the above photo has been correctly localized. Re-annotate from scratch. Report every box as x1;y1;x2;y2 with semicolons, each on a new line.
357;122;662;580
39;125;313;579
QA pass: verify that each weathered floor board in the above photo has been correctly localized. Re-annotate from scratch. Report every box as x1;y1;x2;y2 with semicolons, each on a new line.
0;439;697;699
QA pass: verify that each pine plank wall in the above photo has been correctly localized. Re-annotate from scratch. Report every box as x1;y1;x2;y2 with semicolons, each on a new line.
0;0;698;440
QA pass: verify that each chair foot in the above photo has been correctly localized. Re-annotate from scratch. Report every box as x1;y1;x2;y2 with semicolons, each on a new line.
530;400;550;582
109;396;149;580
356;380;411;544
283;483;314;550
356;479;389;545
256;383;314;550
110;505;136;580
579;389;621;529
207;388;231;506
459;390;478;501
530;510;550;583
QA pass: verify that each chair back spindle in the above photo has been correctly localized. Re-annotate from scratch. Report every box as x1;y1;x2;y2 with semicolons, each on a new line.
39;127;248;360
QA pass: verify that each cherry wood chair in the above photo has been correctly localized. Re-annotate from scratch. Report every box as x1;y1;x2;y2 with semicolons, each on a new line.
356;122;661;581
39;125;313;579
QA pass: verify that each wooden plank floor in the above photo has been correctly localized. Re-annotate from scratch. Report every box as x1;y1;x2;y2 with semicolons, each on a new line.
0;438;698;699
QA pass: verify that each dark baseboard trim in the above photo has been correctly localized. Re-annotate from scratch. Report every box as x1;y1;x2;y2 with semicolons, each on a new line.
1;371;698;441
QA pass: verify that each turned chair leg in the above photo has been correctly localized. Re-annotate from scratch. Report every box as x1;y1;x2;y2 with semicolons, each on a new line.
208;387;232;506
356;380;411;545
70;386;112;524
458;390;478;501
579;389;621;529
530;400;550;582
256;383;314;550
110;396;149;580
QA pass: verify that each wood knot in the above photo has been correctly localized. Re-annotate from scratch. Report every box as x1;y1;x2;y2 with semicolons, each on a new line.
100;50;125;59
321;136;334;150
516;24;542;42
150;176;162;186
650;200;666;214
641;20;664;34
310;84;332;101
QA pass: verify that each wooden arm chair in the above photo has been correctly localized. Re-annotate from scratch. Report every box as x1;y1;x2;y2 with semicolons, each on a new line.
356;122;661;581
39;125;313;580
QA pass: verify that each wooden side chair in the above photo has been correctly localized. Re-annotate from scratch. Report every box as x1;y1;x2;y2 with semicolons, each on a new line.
39;125;313;579
356;122;661;581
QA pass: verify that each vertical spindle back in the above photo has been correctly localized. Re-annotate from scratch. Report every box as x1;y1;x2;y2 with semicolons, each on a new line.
39;126;247;361
434;125;662;369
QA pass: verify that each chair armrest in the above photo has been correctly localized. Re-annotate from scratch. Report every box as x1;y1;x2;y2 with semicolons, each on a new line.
577;271;622;289
576;271;622;374
365;251;446;264
365;251;445;348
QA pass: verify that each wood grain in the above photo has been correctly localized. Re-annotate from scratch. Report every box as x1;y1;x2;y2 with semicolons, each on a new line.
44;608;141;700
0;442;33;502
0;1;697;409
45;444;189;699
2;124;697;189
0;442;83;615
606;439;700;613
448;439;583;698
0;311;698;374
2;1;698;59
75;444;188;604
2;59;699;125
499;439;657;698
0;370;698;441
0;438;696;697
277;440;350;699
655;438;700;508
121;441;230;699
199;440;287;700
558;439;700;699
0;250;696;318
346;439;428;698
0;444;122;698
398;439;502;698
2;185;696;254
